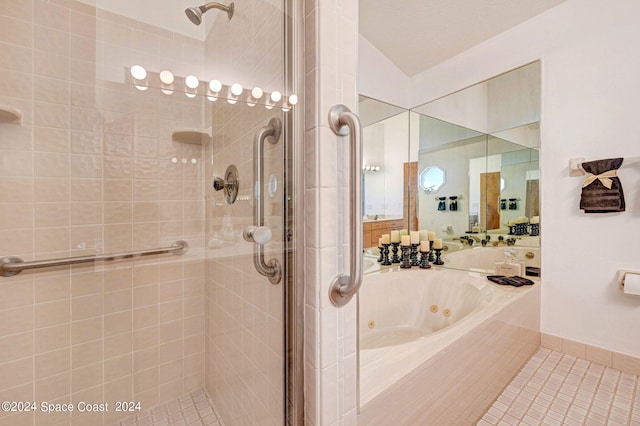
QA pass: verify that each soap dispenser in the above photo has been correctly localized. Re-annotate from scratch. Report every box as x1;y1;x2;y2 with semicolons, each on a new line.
494;249;524;276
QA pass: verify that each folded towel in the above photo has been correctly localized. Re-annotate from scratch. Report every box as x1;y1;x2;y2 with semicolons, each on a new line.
487;275;535;287
580;158;625;213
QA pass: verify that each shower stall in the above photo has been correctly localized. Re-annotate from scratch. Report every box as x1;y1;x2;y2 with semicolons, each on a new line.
0;0;301;424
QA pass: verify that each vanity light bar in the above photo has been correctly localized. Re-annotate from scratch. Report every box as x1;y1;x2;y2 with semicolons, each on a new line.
129;65;296;110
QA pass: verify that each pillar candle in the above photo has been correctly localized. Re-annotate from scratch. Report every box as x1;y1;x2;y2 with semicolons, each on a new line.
410;231;420;244
427;231;436;241
378;238;383;247
401;235;411;246
433;238;443;249
399;229;408;237
390;230;400;243
419;230;428;241
420;240;430;252
381;234;390;244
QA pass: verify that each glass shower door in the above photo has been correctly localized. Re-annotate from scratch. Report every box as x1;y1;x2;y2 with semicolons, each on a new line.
0;0;295;425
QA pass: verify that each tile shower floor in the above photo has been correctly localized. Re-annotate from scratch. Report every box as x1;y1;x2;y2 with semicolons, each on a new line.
479;348;640;425
118;388;223;426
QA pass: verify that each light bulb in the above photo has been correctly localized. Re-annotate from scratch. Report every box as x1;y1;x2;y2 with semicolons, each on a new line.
185;75;199;89
159;70;174;85
135;85;148;92
207;95;218;102
288;94;298;105
130;65;147;80
270;91;282;102
251;87;263;99
209;80;222;92
185;92;196;98
230;83;243;96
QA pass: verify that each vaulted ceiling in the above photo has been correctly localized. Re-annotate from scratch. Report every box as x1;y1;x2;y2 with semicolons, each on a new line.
359;0;567;77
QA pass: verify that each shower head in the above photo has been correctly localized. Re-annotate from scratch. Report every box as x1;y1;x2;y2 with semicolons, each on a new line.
185;2;234;25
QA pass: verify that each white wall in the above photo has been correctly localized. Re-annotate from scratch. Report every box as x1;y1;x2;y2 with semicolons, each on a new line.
406;0;640;357
358;35;411;108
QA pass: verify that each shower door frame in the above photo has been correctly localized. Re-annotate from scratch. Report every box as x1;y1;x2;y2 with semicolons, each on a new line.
284;0;305;424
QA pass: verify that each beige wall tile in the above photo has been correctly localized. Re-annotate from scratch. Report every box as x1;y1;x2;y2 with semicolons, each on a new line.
104;354;132;382
612;352;640;376
0;280;33;309
104;311;132;337
35;348;70;380
35;372;70;401
561;338;586;359
35;299;70;328
103;289;132;314
72;339;102;369
0;357;33;389
585;344;612;367
0;332;33;365
103;332;132;360
540;333;562;352
71;317;101;345
35;323;70;353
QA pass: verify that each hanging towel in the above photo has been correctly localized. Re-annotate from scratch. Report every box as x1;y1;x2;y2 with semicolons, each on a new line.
579;158;625;213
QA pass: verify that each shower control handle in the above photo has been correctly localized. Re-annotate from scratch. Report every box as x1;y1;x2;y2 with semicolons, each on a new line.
243;226;272;245
213;177;228;191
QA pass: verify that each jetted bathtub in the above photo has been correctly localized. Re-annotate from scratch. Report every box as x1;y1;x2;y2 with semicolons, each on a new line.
359;267;538;405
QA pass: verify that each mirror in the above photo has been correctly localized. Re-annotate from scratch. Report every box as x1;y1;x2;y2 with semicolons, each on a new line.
359;96;411;250
412;61;540;255
360;62;541;273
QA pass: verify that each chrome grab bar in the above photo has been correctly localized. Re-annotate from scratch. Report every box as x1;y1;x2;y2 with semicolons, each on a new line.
0;240;189;277
328;104;363;307
243;117;282;285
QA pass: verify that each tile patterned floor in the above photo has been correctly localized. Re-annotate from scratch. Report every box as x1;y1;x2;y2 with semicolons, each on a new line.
119;388;223;426
479;348;640;425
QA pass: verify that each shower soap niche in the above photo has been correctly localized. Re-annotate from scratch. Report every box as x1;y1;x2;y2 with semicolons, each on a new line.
0;105;22;124
172;128;212;144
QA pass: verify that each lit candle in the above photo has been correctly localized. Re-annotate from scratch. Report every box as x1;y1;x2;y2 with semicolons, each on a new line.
420;240;430;252
419;230;428;241
390;230;400;243
401;235;411;246
381;234;390;244
399;229;408;237
433;238;443;249
410;231;420;244
378;238;383;247
427;231;436;241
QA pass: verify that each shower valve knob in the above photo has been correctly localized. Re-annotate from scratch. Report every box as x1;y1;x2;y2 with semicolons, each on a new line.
213;177;228;191
243;226;272;245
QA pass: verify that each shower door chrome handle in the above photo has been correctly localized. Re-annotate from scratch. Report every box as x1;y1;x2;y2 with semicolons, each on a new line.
328;105;363;307
246;118;282;285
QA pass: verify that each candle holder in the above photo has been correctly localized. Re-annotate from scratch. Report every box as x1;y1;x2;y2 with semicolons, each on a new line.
377;245;384;263
391;242;400;263
530;223;539;236
381;244;391;265
433;248;444;265
428;241;435;262
410;243;420;267
419;250;431;269
400;245;412;268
